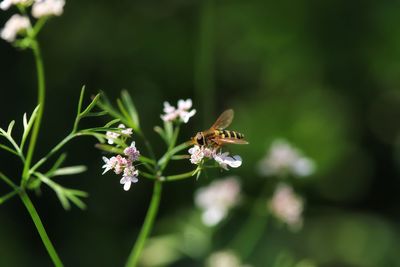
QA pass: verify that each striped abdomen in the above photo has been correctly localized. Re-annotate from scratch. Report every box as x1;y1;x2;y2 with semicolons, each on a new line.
214;130;245;139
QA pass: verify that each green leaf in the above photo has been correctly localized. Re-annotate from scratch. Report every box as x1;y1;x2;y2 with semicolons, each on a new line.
76;131;106;143
83;111;108;117
164;121;173;142
95;143;124;154
80;93;100;118
104;119;120;128
121;90;140;129
45;153;67;177
23;113;28;129
21;105;40;150
67;193;86;209
76;86;86;116
7;120;15;135
52;165;87;177
34;172;88;210
139;155;156;165
0;144;19;157
0;190;18;205
154;126;168;145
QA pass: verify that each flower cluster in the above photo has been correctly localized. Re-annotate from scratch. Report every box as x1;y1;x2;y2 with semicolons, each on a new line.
160;99;196;123
269;183;304;231
106;124;133;145
1;0;65;43
257;139;315;177
188;145;242;170
0;0;30;10
0;14;30;42
32;0;65;18
102;135;140;191
195;177;241;226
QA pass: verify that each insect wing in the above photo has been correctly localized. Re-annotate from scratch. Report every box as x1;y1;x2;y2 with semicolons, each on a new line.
211;109;234;130
214;137;249;145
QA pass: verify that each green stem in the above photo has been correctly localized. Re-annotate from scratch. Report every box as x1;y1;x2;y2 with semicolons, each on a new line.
125;181;162;267
157;141;191;171
19;191;63;267
0;172;18;189
0;143;20;157
22;40;45;182
195;0;216;127
164;170;195;181
30;134;75;174
0;190;18;204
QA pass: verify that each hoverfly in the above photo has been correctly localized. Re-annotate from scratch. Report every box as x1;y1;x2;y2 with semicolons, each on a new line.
191;109;249;148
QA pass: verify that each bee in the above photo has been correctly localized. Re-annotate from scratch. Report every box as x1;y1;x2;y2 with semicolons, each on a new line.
192;109;249;148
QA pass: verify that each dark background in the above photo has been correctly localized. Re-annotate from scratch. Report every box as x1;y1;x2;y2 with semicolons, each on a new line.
1;0;400;266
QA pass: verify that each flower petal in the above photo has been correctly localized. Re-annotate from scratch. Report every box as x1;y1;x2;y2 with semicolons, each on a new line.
123;181;132;191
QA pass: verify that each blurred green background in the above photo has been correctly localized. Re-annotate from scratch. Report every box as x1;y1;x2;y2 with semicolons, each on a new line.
1;0;400;266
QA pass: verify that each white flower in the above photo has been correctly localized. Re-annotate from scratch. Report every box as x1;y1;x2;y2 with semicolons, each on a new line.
188;145;205;164
32;0;65;18
213;152;242;170
207;250;251;267
120;167;139;191
160;99;196;123
106;131;119;145
177;99;192;110
188;145;215;165
258;139;315;177
102;156;117;174
269;183;303;230
180;109;196;123
106;124;132;144
113;155;129;175
0;0;31;10
124;142;140;161
195;177;241;226
0;14;30;42
177;99;196;123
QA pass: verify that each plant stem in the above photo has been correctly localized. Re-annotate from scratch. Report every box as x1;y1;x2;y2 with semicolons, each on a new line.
165;170;195;181
195;0;216;127
30;133;75;174
157;141;191;171
125;181;162;267
0;190;18;204
0;171;18;189
22;40;45;182
19;191;63;267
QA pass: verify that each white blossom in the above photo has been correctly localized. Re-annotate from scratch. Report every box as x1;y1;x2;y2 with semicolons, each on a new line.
101;130;142;191
114;155;130;174
195;177;241;226
0;0;31;10
161;99;196;123
106;124;132;144
124;141;140;161
188;145;205;164
258;139;315;177
207;250;252;267
213;152;242;170
188;145;216;164
32;0;65;18
102;156;117;174
269;183;303;230
120;165;139;191
188;146;242;171
0;14;30;42
106;131;119;145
